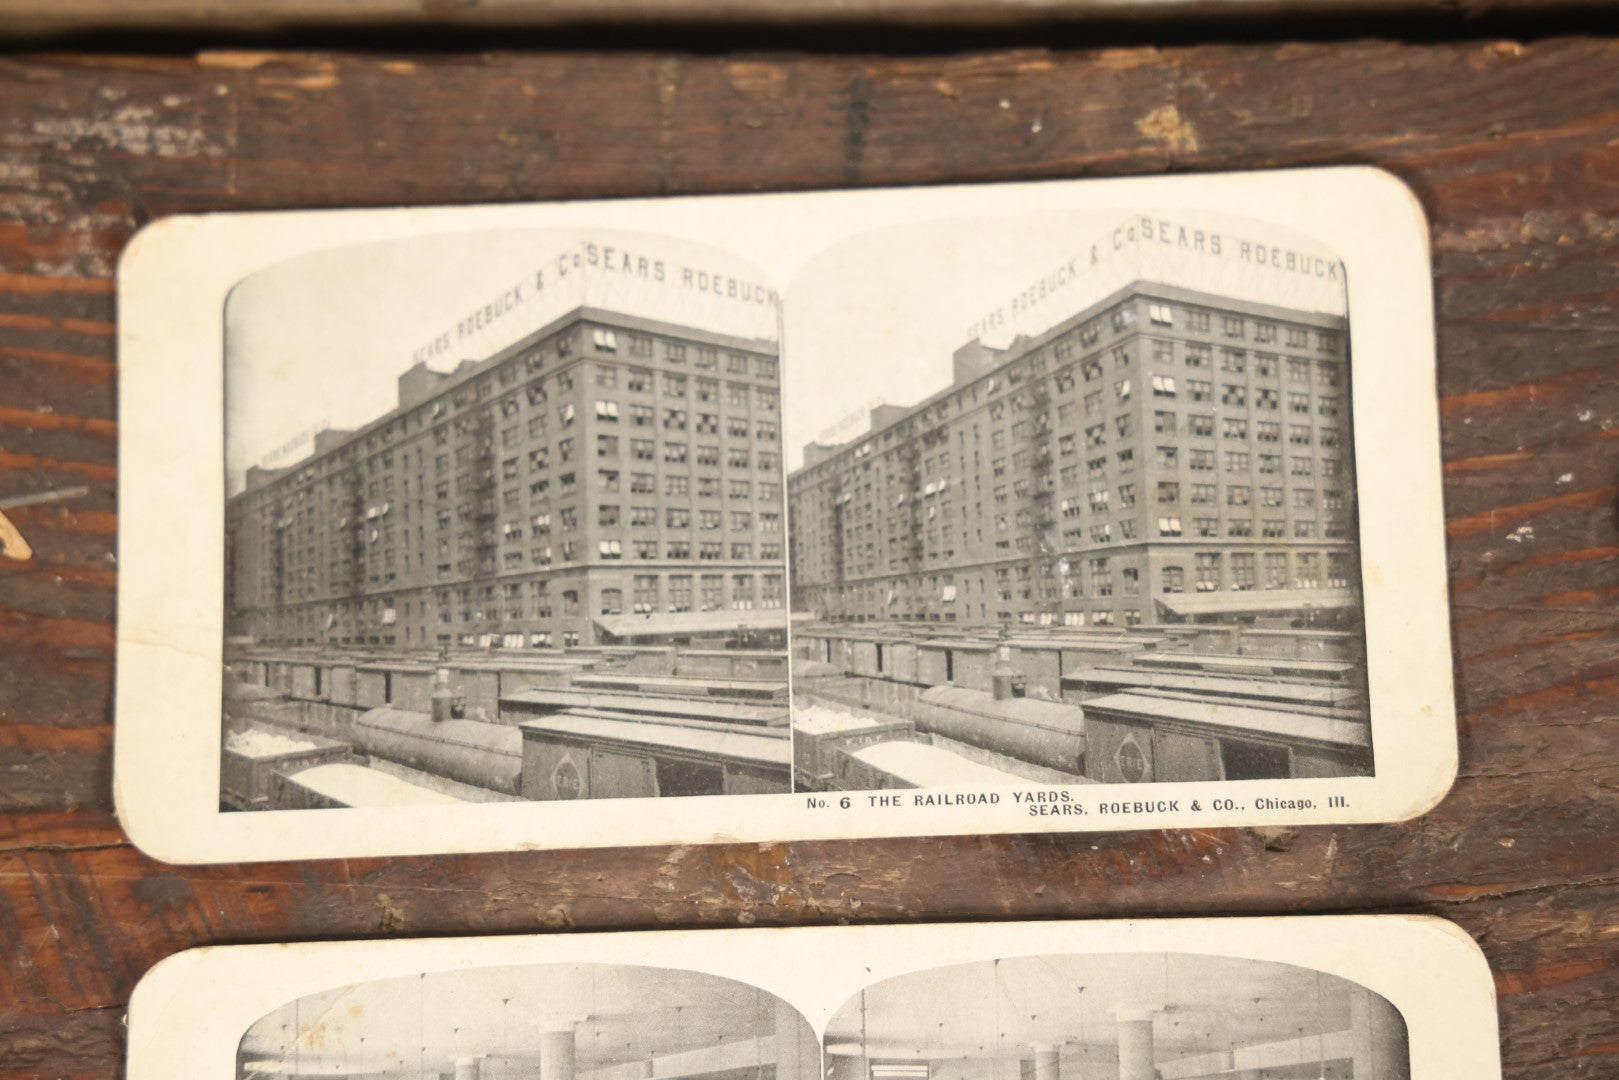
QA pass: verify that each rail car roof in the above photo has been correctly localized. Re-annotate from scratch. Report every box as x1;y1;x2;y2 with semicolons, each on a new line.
519;713;790;767
1129;652;1357;677
281;763;468;806
919;686;1087;732
501;688;787;726
1066;666;1360;707
1081;691;1370;749
850;740;1037;788
355;708;525;758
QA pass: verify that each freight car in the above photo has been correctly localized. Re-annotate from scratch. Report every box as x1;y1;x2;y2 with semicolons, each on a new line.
220;726;351;810
349;707;525;797
519;709;790;799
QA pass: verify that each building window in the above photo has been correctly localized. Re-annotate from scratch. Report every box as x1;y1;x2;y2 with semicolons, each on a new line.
1157;516;1182;537
592;327;618;352
1222;315;1245;339
1226;451;1250;472
1295;553;1320;588
1161;567;1185;593
1221;384;1247;408
1156;446;1178;470
1231;554;1257;590
1228;485;1251;506
1189;449;1215;471
1196;552;1221;591
1115;378;1132;403
600;587;624;614
1154;410;1177;435
1148;302;1174;326
667;508;691;528
1193;516;1218;537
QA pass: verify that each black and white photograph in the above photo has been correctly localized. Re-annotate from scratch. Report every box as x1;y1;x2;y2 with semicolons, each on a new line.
116;169;1456;862
786;210;1371;792
826;952;1408;1080
236;962;817;1080
218;229;795;810
124;918;1497;1080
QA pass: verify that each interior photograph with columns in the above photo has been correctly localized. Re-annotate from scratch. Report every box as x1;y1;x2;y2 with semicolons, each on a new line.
823;953;1408;1080
234;962;819;1080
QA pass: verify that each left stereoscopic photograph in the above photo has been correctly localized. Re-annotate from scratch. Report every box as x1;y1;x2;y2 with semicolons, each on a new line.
219;230;795;810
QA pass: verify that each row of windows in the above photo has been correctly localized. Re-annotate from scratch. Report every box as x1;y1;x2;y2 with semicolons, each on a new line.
517;534;783;567
511;505;782;534
585;327;778;378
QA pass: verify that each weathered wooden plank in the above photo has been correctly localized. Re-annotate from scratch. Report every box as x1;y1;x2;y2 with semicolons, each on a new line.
0;38;1616;1080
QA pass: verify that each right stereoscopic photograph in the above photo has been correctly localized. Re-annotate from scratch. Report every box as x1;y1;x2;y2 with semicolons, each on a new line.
785;209;1381;793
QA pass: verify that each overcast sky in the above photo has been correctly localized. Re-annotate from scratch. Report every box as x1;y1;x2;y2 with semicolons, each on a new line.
224;207;1346;486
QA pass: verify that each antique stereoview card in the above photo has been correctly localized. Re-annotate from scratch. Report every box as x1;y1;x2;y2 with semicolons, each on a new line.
116;167;1456;862
125;916;1499;1080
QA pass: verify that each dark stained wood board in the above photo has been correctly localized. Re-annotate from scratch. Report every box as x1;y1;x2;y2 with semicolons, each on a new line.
1;38;1618;1080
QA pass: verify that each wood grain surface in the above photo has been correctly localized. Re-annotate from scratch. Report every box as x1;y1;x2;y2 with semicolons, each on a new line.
1;38;1617;1080
0;0;1610;39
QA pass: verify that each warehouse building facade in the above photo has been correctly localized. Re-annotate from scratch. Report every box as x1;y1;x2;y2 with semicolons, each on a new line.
227;304;788;650
788;278;1358;629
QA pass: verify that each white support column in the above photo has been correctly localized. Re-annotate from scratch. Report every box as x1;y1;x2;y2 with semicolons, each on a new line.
540;1029;577;1080
1033;1045;1061;1080
1116;1011;1155;1080
1349;985;1409;1080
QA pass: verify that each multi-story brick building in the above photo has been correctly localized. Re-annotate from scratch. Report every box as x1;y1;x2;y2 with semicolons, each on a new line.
788;279;1358;629
227;304;788;650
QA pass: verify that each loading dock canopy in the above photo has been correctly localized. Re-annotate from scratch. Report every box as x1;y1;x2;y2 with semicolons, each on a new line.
1153;588;1358;618
519;714;790;767
592;610;789;638
1083;691;1370;750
